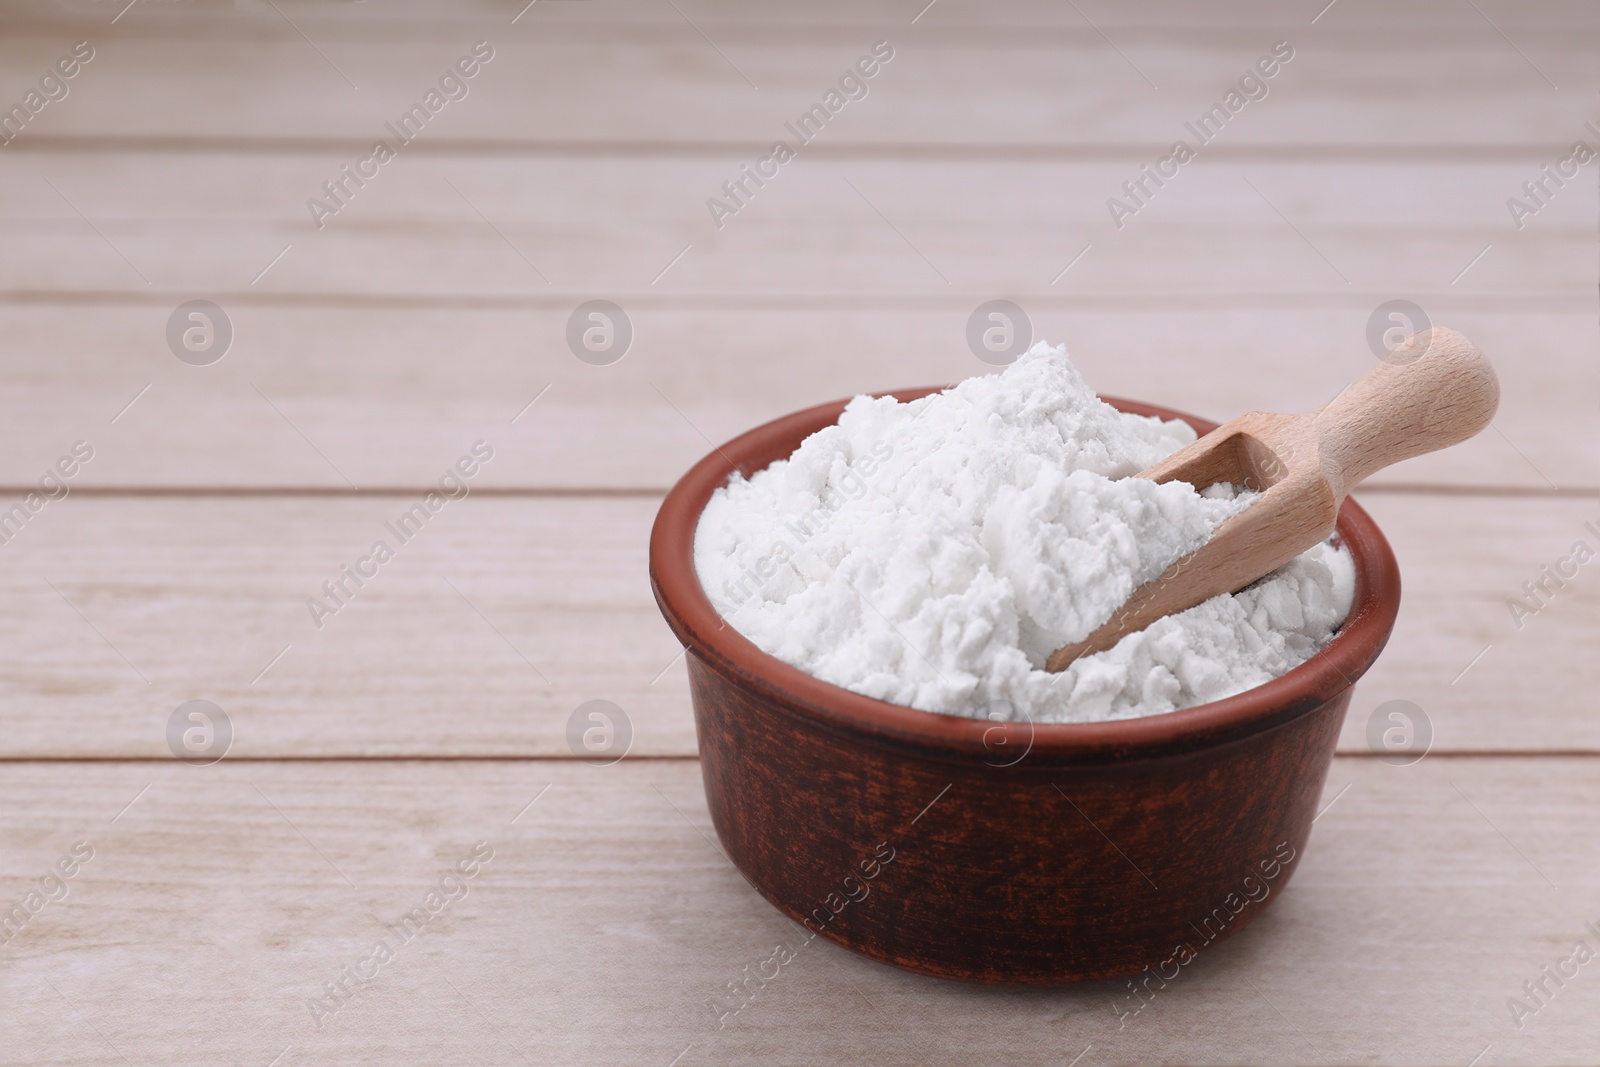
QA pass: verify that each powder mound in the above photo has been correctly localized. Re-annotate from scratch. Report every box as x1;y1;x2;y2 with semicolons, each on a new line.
692;343;1356;722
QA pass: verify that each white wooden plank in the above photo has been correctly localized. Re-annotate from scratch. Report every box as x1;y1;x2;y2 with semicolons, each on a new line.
0;303;1587;491
1340;491;1600;758
0;495;689;759
0;757;1595;1064
0;491;1590;759
2;155;1592;297
0;7;1596;150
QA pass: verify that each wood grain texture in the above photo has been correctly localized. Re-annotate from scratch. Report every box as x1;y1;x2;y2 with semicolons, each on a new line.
1311;328;1502;492
0;495;687;759
0;304;1588;491
0;491;1588;759
2;155;1591;297
1337;491;1600;757
0;2;1596;150
0;758;1596;1066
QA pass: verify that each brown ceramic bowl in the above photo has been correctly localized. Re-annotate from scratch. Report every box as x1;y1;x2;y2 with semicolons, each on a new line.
650;390;1400;985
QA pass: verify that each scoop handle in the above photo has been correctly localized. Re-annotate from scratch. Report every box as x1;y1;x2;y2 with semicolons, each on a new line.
1311;326;1499;497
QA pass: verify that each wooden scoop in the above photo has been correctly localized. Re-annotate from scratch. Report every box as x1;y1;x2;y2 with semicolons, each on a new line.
1045;327;1499;672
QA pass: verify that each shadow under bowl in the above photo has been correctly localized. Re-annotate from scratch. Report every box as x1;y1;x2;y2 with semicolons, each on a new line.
650;390;1400;984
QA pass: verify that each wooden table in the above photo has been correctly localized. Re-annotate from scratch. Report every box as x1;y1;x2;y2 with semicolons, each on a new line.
1;2;1596;1063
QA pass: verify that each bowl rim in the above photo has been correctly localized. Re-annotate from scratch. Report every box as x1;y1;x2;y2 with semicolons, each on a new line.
649;388;1401;765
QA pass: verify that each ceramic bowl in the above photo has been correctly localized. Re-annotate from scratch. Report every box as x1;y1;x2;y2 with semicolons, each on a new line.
650;390;1399;984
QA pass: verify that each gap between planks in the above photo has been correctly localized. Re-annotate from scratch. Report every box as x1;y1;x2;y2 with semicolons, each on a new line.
1;293;1590;312
0;486;668;498
0;755;703;764
4;13;1599;48
0;484;1589;499
3;752;1599;765
1;135;1585;164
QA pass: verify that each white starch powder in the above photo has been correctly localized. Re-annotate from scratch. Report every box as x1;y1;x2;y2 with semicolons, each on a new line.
693;344;1356;723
